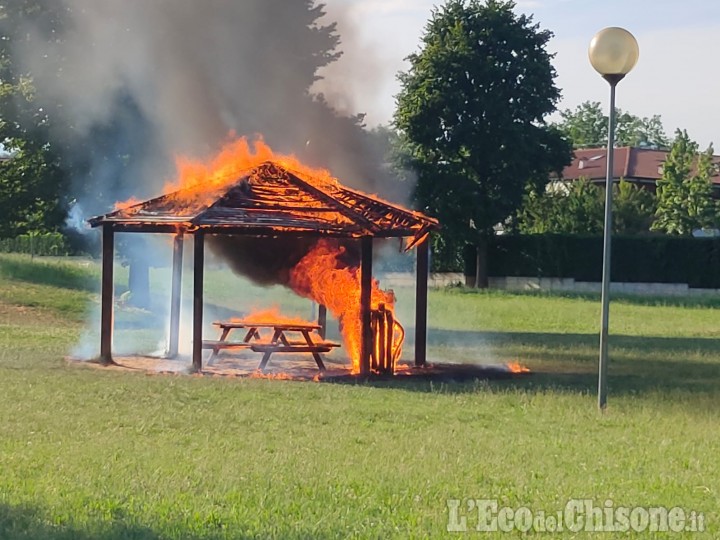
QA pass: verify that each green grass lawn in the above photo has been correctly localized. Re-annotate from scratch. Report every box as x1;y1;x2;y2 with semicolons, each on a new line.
0;253;719;538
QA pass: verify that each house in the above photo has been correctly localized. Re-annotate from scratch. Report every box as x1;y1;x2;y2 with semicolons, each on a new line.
560;147;720;194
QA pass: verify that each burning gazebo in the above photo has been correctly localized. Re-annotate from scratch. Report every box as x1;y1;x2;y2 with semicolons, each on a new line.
89;156;439;375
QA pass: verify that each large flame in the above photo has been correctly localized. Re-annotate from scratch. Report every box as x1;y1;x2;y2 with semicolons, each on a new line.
288;239;395;373
163;136;337;208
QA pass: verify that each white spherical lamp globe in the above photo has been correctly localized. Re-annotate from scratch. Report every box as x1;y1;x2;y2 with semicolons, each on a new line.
588;27;639;77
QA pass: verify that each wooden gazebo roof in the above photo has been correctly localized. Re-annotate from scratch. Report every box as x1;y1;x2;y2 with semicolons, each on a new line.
89;161;438;240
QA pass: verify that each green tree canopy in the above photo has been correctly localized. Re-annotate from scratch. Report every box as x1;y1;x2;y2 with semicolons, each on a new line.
0;1;71;236
613;179;657;234
514;178;656;235
652;129;718;235
515;179;603;235
557;101;670;149
394;0;570;286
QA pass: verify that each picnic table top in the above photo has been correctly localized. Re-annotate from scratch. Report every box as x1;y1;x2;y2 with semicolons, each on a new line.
212;320;322;331
249;343;337;353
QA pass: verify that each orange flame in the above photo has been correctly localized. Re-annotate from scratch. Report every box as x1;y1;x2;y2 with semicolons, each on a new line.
113;196;142;211
506;361;530;374
288;239;395;373
232;307;313;327
162;136;336;207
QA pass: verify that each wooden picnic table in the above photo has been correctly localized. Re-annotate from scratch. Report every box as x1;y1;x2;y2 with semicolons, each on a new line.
202;320;340;371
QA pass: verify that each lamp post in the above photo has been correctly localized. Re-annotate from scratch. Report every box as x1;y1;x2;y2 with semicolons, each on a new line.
588;27;639;410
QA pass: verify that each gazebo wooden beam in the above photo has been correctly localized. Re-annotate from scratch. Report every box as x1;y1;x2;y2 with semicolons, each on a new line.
100;224;115;365
414;236;430;367
317;304;327;340
192;233;205;372
92;222;427;239
167;232;184;358
359;236;373;375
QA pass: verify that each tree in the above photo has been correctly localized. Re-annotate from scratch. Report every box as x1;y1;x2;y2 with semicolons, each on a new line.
0;1;71;236
514;178;655;235
514;179;603;234
557;101;670;149
0;140;66;237
556;102;607;149
613;179;656;234
652;129;718;235
394;0;570;287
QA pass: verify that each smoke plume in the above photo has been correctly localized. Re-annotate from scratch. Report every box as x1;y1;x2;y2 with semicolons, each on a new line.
4;0;414;361
8;0;401;215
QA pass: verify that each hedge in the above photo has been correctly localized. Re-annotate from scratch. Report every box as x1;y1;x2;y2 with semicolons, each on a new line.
459;235;720;289
0;233;71;257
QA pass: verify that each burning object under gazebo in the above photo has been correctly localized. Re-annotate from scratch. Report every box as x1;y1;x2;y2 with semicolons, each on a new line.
88;150;439;376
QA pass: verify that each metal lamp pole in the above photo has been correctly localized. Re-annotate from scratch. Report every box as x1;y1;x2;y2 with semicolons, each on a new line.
598;76;620;410
588;27;639;410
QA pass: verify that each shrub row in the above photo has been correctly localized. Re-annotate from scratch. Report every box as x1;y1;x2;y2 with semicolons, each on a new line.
458;235;720;289
0;233;70;256
4;231;719;288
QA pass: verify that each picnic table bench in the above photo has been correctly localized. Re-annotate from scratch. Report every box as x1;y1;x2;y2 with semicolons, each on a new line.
202;320;340;371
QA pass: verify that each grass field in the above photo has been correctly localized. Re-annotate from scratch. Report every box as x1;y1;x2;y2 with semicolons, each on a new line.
0;253;719;538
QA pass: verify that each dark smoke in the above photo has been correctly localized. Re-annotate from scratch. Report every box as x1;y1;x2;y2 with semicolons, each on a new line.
208;236;317;288
9;0;405;216
207;236;361;289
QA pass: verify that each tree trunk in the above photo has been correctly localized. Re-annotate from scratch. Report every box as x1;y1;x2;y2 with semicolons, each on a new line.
128;258;150;309
474;237;489;289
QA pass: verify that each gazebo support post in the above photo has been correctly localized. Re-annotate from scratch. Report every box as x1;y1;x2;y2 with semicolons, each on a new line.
167;232;184;358
359;236;373;376
100;224;115;364
318;304;327;340
414;236;430;367
192;232;205;372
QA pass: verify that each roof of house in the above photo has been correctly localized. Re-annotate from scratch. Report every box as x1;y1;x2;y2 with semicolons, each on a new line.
89;161;439;241
562;147;720;187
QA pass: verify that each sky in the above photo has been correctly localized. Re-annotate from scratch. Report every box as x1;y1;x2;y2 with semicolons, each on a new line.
323;0;720;149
